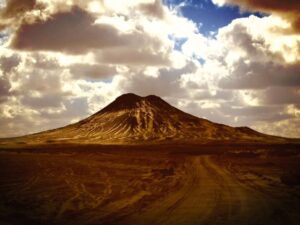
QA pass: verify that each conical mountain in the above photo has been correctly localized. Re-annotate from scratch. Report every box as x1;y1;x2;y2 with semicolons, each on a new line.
12;93;285;144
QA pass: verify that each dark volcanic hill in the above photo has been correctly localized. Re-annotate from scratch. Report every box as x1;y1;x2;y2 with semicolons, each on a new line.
7;93;286;145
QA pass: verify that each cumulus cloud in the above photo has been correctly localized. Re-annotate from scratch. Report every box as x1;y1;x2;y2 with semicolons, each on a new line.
11;7;137;54
96;47;172;66
69;63;117;79
204;16;300;90
212;0;300;33
9;1;177;68
253;87;300;105
113;62;196;98
0;54;21;74
252;104;300;138
0;54;20;102
0;51;93;137
138;0;165;19
0;0;36;18
176;14;300;137
0;0;300;139
1;0;196;137
0;0;45;31
0;76;11;102
21;94;63;109
219;61;300;89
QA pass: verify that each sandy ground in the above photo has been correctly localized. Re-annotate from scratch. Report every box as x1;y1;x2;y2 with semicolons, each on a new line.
0;144;299;225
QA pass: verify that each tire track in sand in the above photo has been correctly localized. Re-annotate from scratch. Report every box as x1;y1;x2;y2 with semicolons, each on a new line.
121;155;273;225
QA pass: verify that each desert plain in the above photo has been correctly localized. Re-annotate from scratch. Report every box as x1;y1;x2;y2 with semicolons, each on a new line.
0;143;299;225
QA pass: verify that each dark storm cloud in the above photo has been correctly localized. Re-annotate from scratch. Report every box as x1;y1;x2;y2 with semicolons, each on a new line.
222;104;281;117
11;7;139;54
0;54;21;74
29;53;60;70
192;90;234;101
0;0;37;18
21;94;63;109
69;63;117;79
257;87;300;105
222;105;292;123
139;0;165;19
0;0;45;31
97;47;171;66
219;61;300;89
0;76;11;102
20;71;65;94
0;24;6;30
0;54;20;103
0;55;20;103
220;0;300;33
183;101;291;127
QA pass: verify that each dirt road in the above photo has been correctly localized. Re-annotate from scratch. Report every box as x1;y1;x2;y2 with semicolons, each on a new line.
0;148;299;225
121;156;299;225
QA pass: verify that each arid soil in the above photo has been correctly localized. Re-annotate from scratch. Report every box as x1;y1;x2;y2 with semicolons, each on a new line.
0;144;299;225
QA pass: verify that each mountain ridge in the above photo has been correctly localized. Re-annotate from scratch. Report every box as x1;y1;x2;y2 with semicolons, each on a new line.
1;93;290;145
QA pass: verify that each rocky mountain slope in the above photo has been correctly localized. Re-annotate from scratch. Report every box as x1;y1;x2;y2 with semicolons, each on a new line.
5;93;286;145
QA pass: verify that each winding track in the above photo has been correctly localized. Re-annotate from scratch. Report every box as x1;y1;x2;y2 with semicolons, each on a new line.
121;156;292;225
0;152;299;225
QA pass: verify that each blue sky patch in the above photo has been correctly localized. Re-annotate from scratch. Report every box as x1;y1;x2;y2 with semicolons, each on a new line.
164;0;266;35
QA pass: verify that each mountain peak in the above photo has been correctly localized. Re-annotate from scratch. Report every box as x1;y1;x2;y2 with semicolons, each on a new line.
144;94;164;102
16;93;284;145
100;93;168;113
116;93;163;102
117;93;142;101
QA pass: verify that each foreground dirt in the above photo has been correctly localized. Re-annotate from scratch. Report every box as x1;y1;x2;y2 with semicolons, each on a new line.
0;145;299;225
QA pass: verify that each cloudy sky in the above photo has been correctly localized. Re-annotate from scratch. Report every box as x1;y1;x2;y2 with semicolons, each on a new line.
0;0;299;138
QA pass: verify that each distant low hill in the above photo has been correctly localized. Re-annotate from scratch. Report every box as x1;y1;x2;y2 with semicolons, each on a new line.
1;93;292;145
